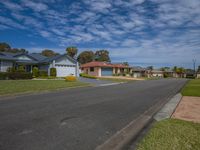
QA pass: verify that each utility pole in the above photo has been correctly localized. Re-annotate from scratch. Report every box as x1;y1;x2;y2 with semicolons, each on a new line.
193;59;196;77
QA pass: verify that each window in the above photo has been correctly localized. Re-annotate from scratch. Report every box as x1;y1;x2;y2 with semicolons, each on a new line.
90;67;94;72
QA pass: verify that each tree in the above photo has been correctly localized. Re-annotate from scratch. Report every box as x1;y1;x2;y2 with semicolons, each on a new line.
66;47;78;58
77;51;94;64
198;66;200;72
172;66;178;72
95;50;110;62
0;42;28;53
41;49;58;57
0;42;11;52
123;62;129;66
147;66;153;70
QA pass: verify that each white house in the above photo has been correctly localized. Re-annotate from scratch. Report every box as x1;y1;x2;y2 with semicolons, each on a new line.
0;52;79;77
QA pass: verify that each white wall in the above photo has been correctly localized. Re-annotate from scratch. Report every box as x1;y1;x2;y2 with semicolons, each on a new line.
0;60;13;72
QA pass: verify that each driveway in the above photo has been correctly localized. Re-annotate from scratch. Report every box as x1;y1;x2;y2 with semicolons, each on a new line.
0;79;187;150
78;77;116;86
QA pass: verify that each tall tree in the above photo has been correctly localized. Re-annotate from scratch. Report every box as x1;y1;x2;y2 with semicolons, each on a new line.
41;49;58;57
95;50;110;62
198;66;200;72
77;51;94;64
66;46;78;58
0;42;11;52
172;66;178;72
123;62;129;66
147;66;153;70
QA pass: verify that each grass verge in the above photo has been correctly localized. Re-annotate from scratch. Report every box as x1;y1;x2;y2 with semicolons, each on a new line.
137;119;200;150
181;79;200;97
0;80;89;96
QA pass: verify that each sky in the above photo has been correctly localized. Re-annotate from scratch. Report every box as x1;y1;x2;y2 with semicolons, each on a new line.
0;0;200;68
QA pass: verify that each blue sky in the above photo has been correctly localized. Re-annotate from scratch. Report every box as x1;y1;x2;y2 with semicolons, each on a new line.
0;0;200;68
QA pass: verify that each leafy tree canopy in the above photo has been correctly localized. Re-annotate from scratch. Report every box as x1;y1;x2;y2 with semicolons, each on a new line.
95;50;110;62
77;51;94;64
0;42;28;53
41;49;59;57
66;46;78;58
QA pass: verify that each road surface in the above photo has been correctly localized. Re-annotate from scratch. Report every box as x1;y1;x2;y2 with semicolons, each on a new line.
0;79;187;150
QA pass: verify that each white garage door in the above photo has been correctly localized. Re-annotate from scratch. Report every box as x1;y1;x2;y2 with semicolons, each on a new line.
55;64;76;77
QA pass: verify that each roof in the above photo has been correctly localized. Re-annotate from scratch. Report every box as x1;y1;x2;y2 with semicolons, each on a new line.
132;66;146;71
0;52;76;64
81;61;130;68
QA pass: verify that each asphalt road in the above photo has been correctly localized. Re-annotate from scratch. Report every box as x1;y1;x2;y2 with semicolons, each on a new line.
0;79;187;150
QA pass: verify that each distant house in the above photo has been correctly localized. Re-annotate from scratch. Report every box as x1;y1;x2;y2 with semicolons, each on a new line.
146;70;164;78
197;72;200;79
131;66;146;78
80;61;131;77
0;52;78;77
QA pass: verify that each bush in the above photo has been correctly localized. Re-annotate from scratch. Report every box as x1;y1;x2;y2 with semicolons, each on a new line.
39;70;48;77
65;76;76;82
17;65;25;72
0;72;9;80
0;72;33;80
79;73;97;79
32;67;39;77
8;72;33;80
50;68;57;77
7;67;16;73
164;73;169;78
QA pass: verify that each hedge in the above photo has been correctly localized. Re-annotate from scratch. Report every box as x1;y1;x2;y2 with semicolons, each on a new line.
39;70;48;77
50;68;57;77
0;72;33;80
79;73;97;79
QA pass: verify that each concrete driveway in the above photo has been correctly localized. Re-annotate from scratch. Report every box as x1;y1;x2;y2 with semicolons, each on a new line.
0;79;187;150
78;77;117;86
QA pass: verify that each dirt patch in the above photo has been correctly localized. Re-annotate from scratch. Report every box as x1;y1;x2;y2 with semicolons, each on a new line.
172;96;200;123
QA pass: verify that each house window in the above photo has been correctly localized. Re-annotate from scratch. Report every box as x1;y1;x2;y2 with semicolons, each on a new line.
90;67;94;72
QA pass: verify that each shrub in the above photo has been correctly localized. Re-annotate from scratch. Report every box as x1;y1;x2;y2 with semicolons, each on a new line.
7;67;16;73
79;73;97;79
50;68;57;77
17;65;25;72
65;75;76;82
0;72;9;80
39;70;48;77
8;72;33;80
32;67;39;77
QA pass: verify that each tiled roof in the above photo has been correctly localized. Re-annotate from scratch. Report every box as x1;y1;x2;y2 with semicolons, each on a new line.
81;61;130;68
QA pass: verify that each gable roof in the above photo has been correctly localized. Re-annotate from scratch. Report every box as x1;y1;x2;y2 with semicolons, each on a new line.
81;61;130;68
0;52;76;64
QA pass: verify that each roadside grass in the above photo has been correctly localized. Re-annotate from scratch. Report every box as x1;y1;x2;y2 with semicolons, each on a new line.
0;80;90;96
181;79;200;97
137;119;200;150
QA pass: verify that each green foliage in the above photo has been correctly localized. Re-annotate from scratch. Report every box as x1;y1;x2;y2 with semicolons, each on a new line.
41;49;58;57
50;68;57;77
0;72;32;80
78;51;94;64
95;50;110;62
79;73;97;79
65;76;77;82
39;70;48;77
66;46;78;58
7;67;16;73
32;67;39;77
0;42;28;53
17;65;25;72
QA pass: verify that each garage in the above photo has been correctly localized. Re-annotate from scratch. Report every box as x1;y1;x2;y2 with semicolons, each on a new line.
101;67;113;76
55;64;76;77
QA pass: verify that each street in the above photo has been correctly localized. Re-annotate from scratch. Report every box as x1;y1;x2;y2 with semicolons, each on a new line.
0;79;187;150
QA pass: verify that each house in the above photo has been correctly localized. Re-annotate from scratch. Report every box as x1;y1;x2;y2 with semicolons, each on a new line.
0;52;78;77
80;61;131;77
197;72;200;79
131;66;146;78
146;70;164;78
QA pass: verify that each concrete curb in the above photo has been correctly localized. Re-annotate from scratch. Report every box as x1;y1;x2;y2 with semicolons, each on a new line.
95;95;173;150
154;93;183;121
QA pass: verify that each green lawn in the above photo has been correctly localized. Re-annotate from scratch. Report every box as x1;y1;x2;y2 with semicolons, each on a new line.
0;80;89;96
137;119;200;150
181;79;200;97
